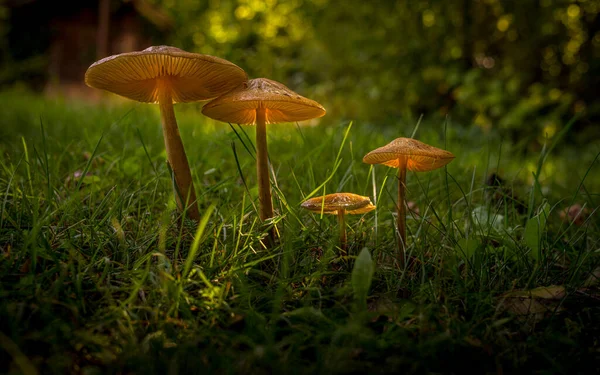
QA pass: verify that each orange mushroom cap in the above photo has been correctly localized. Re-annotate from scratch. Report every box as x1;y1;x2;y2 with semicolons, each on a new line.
84;45;248;103
363;138;455;172
301;193;376;215
201;78;326;125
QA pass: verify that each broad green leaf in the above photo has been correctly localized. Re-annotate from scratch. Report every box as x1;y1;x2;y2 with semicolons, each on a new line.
524;202;549;261
456;238;481;260
351;247;374;312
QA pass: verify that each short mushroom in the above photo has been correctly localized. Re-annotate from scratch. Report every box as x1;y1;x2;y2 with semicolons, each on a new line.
301;192;376;254
202;77;326;227
363;138;454;267
85;45;247;220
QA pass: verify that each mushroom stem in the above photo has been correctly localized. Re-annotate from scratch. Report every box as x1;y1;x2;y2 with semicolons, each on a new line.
338;209;347;255
397;158;407;268
157;80;200;221
255;107;274;221
255;107;276;244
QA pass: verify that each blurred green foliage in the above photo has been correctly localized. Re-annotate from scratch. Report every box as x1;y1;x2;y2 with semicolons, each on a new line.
2;0;599;143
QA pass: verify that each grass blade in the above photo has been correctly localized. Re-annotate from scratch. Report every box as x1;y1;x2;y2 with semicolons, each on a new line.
183;203;216;279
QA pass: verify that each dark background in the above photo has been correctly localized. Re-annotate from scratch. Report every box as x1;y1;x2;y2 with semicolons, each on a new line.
1;0;599;146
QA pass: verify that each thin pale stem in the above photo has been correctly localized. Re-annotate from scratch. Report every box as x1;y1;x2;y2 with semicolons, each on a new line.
397;159;407;268
157;79;199;221
338;209;347;255
255;107;275;245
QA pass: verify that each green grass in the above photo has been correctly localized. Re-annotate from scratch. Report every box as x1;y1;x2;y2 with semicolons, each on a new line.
0;87;599;374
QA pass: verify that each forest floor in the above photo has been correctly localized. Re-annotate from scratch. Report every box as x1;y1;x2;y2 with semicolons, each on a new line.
1;89;599;374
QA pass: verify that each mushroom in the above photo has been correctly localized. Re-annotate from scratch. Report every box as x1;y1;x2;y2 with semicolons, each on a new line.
202;78;326;227
363;138;455;267
560;203;590;226
85;45;247;220
301;193;376;254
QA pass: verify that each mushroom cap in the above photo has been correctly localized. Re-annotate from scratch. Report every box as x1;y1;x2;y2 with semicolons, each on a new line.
201;78;326;125
301;193;376;215
84;45;248;103
363;138;455;171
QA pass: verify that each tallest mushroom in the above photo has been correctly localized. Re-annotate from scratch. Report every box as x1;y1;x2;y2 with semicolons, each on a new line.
85;46;247;220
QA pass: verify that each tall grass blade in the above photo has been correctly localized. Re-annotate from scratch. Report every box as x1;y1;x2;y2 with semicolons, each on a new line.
183;203;216;279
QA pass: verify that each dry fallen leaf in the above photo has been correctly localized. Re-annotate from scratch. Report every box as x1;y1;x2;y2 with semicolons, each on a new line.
1;244;10;258
504;285;566;299
583;267;600;288
498;285;566;325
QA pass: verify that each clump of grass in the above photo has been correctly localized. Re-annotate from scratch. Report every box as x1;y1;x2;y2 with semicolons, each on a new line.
0;88;599;374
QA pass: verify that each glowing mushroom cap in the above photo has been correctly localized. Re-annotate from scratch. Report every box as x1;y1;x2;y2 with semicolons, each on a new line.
84;45;248;103
201;78;326;125
301;193;376;215
363;137;455;172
